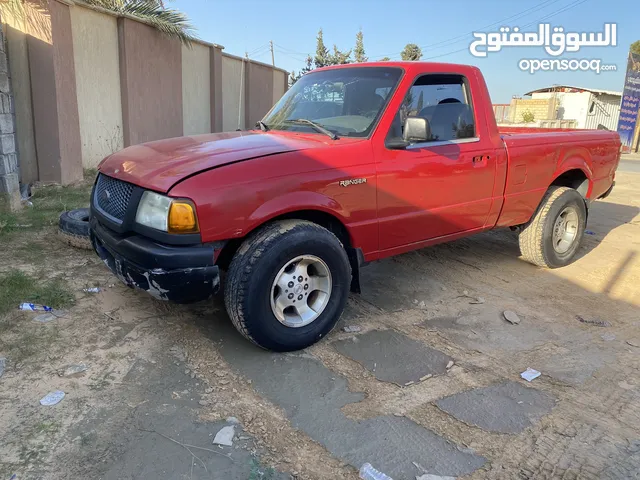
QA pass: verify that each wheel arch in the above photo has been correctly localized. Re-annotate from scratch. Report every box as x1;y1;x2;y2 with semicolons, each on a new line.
551;158;593;199
216;208;354;271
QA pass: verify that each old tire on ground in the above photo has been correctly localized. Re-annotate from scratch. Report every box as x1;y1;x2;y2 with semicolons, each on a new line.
224;219;351;351
58;208;91;250
518;186;587;268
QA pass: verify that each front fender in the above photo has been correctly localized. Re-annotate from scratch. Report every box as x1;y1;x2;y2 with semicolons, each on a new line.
245;190;351;234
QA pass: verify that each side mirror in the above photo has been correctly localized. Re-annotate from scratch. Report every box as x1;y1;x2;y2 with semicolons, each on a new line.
403;117;431;143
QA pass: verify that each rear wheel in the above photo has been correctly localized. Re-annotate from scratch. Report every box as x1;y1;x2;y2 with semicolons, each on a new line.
224;220;351;351
518;186;587;268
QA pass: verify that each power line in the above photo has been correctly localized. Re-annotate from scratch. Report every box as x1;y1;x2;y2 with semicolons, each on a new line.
274;43;310;57
420;0;590;61
246;43;270;57
273;0;591;67
368;0;587;60
418;0;563;53
274;47;309;62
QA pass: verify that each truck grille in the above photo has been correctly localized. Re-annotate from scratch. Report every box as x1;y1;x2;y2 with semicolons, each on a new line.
94;174;134;221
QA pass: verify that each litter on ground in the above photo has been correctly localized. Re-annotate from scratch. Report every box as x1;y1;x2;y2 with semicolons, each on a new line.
520;368;541;382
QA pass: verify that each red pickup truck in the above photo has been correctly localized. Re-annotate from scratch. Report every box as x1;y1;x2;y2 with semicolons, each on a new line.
90;62;620;351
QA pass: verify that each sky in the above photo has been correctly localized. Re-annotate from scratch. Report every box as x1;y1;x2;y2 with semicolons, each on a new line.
172;0;638;103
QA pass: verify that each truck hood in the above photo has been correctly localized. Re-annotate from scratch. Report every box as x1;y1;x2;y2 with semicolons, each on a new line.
98;131;322;192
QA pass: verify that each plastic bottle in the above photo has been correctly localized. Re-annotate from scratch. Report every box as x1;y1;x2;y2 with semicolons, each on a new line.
359;463;393;480
19;303;53;312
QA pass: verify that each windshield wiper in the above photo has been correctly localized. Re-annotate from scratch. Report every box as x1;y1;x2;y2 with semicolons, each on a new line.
256;120;270;132
286;119;338;140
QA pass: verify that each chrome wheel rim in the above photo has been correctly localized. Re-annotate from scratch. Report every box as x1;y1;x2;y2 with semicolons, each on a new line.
552;206;579;254
270;255;332;328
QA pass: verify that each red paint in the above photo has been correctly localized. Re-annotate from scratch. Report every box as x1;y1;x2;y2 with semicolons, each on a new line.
99;62;620;262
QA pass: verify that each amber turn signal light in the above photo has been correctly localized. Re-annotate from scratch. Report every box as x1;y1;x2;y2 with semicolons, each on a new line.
168;201;199;234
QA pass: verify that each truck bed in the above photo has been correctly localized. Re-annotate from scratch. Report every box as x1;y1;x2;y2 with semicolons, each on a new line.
495;128;620;228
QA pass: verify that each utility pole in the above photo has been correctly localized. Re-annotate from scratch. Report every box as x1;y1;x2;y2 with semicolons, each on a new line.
269;40;275;66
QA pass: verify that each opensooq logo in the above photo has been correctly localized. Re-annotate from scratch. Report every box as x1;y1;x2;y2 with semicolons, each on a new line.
469;23;617;57
469;24;618;74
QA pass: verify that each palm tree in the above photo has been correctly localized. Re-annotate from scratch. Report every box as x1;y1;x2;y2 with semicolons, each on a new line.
84;0;197;45
0;0;197;45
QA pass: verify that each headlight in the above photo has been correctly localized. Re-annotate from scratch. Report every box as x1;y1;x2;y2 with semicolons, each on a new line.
135;191;199;234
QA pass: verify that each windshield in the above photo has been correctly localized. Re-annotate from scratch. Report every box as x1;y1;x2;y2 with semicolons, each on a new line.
262;67;403;138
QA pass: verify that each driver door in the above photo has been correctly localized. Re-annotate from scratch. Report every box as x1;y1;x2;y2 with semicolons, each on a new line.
375;74;497;251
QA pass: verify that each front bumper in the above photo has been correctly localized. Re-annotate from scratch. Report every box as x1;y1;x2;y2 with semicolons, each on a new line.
90;217;219;304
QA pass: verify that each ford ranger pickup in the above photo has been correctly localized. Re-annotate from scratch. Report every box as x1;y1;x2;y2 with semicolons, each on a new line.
90;62;620;351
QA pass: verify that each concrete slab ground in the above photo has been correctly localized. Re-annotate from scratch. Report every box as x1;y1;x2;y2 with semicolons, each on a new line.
216;321;486;479
332;329;452;385
61;350;289;480
2;173;639;479
425;308;562;353
359;257;444;311
435;381;556;434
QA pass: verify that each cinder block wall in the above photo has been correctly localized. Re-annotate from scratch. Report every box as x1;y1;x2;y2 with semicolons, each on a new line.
509;98;557;123
0;18;20;209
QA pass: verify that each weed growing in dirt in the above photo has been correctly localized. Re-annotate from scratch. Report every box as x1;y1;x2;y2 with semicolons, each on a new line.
16;240;46;260
0;175;93;239
4;326;61;364
88;370;116;391
248;457;276;480
0;270;74;317
34;421;60;434
17;420;61;468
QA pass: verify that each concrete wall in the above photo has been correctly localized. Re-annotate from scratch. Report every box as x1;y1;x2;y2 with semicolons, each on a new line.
272;69;286;106
4;25;37;183
70;5;123;168
118;17;182;146
245;60;274;128
2;1;288;184
222;54;245;131
182;42;210;135
27;0;83;185
51;1;82;184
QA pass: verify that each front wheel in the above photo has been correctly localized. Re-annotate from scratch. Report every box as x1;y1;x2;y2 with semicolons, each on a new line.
224;220;351;351
518;186;587;268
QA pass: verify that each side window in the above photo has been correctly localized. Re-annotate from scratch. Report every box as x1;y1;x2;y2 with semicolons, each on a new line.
387;74;476;143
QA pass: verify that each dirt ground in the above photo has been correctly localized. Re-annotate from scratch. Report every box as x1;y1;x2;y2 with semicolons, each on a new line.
1;171;639;480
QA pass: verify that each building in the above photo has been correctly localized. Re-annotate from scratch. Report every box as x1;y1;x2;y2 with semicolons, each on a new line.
522;85;622;131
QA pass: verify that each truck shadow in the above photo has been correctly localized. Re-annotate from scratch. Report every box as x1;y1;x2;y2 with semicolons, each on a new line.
175;164;640;477
574;199;639;261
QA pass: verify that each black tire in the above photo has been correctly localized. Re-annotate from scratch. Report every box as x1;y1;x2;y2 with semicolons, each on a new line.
518;187;587;268
224;220;351;351
58;208;91;250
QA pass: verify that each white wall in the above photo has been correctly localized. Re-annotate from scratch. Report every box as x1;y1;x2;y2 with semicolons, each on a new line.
70;5;123;168
182;43;211;135
557;92;591;128
272;69;286;105
221;54;245;131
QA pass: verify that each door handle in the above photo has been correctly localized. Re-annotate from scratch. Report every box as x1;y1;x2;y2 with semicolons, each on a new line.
472;155;490;165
